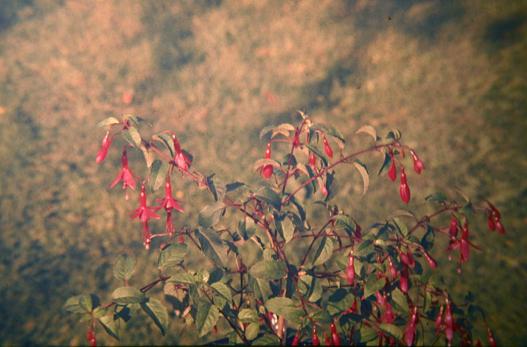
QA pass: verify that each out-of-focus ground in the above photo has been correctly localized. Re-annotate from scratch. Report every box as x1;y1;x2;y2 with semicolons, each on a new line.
0;0;526;345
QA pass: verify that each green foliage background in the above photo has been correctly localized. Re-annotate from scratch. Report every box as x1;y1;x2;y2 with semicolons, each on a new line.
0;0;525;345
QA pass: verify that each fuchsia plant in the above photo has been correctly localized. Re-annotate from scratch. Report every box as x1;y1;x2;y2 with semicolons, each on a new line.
64;112;505;346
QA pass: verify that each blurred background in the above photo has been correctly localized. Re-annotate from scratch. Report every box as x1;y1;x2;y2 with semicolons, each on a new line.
0;0;526;345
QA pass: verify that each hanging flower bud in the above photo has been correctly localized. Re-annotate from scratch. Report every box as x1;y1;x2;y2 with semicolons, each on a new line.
400;250;415;269
346;251;355;285
388;154;397;181
323;136;333;158
487;212;496;232
404;306;418;346
487;328;497;347
449;215;459;238
309;151;317;168
86;328;97;347
444;300;454;345
400;265;409;293
410;150;425;174
383;301;395;324
109;148;136;198
399;167;411;204
460;221;470;264
495;220;506;234
96;131;112;164
435;305;444;335
423;250;438;269
293;130;301;148
261;142;274;179
171;134;191;171
292;331;301;346
312;326;320;346
324;333;331;346
475;339;483;347
330;322;341;346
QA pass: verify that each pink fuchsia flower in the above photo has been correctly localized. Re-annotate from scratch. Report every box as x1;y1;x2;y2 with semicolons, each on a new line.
346;251;355;285
444;300;454;345
330;322;341;346
399;167;411;204
400;249;416;269
423;249;438;269
449;215;459;238
109;148;136;198
96;130;112;164
158;177;184;213
410;149;425;174
399;265;409;293
323;136;333;158
131;182;161;249
308;151;317;168
171;134;192;171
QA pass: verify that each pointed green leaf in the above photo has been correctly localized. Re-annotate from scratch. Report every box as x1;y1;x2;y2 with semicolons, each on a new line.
198;202;226;229
152;133;175;157
356;125;377;141
158;243;188;271
309;236;334;267
363;277;385;298
97;117;121;128
249;260;287;280
113;254;136;282
379;323;403;340
353;161;369;196
238;308;259;323
195;229;224;267
256;187;281;210
127;126;142;147
196;301;220;337
98;315;120;341
150;160;169;191
142;297;169;335
245;322;260;340
211;282;232;304
112;287;146;305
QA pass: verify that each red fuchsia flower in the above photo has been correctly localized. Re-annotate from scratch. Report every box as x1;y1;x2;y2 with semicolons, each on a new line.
323;136;333;158
110;148;136;198
131;182;161;249
376;292;395;324
399;265;409;293
388;153;397;181
435;305;444;335
487;327;497;347
293;129;301;148
410;149;425;174
423;249;438;269
444;300;454;346
346;251;355;285
312;326;320;346
171;134;191;171
96;130;113;164
399;167;411;204
260;142;274;179
324;333;331;346
330;322;341;346
404;306;418;346
460;220;470;264
157;177;183;237
475;339;483;347
487;201;505;234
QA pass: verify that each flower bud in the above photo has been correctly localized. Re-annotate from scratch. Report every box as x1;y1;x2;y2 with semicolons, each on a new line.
444;300;454;345
346;252;355;285
312;326;320;346
487;327;497;347
423;250;438;269
95;131;112;164
399;265;409;293
388;154;397;181
399;168;411;204
323;136;333;158
410;150;425;174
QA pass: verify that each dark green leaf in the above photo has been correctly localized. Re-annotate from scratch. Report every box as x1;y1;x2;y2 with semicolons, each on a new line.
211;282;232;305
238;308;259;323
306;144;328;166
113;254;136;282
64;295;89;314
256;187;282;210
245;322;260;340
98;315;120;340
425;192;448;203
196;301;220;337
363;276;385;298
391;288;409;312
195;229;224;267
198;202;226;229
379;323;402;339
206;175;218;201
265;297;304;325
253;334;281;345
378;152;392;175
393;218;409;237
150;160;169;191
226;181;245;192
249;260;287;280
142;297;169;335
308;237;334;267
152;133;175;157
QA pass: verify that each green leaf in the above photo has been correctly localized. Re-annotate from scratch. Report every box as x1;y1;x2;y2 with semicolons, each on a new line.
195;229;224;267
140;143;154;168
64;295;90;314
265;297;304;325
97;117;120;128
112;287;146;305
158;243;188;271
355;125;377;141
150;160;169;191
250;277;272;301
152;133;175;157
259;124;276;139
167;271;196;284
127;126;142;147
113;254;136;282
363;276;385;298
196;301;220;337
282;217;295;243
271;123;296;138
393;218;409;237
79;294;97;312
391;288;409;313
253;334;281;345
211;282;232;305
198;202;226;229
378;152;392;176
226;181;245;192
309;236;334;267
386;129;401;140
238;308;259;323
379;323;402;340
141;297;169;335
256;187;282;210
425;192;448;203
245;322;260;340
353;160;369;196
98;315;120;341
249;260;287;280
